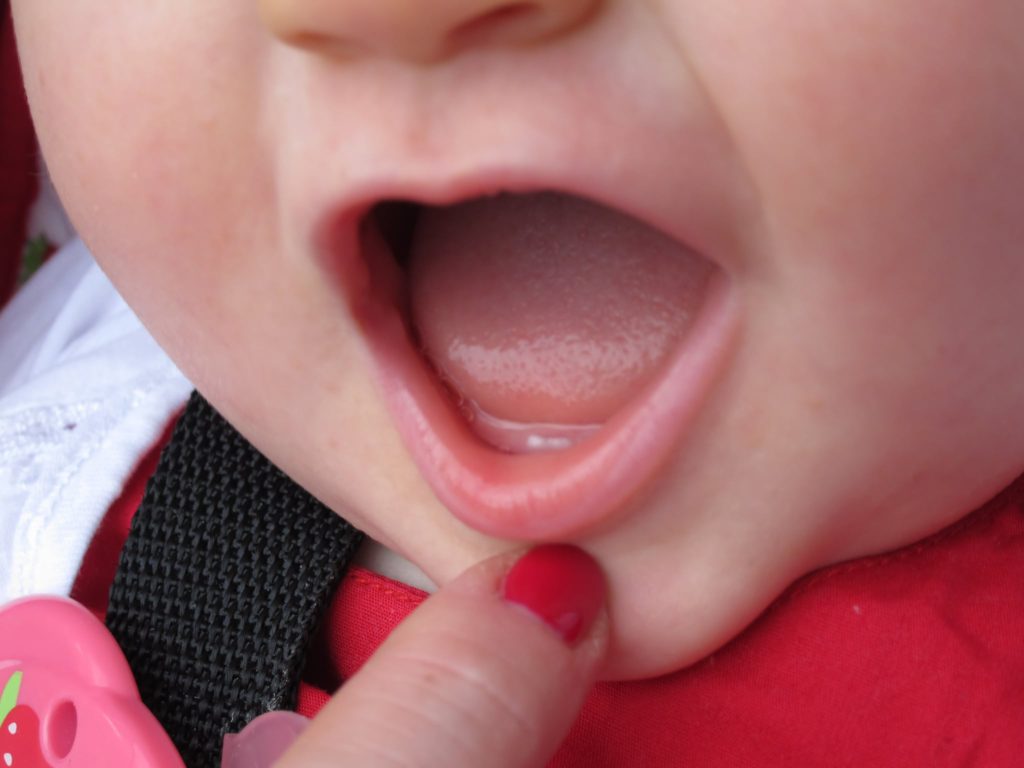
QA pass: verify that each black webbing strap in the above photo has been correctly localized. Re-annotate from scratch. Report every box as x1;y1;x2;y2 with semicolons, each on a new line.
106;392;364;768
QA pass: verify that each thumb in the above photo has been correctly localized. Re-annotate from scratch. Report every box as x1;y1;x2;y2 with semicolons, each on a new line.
276;544;608;768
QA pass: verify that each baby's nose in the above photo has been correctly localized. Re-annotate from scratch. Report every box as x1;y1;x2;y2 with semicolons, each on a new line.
259;0;600;64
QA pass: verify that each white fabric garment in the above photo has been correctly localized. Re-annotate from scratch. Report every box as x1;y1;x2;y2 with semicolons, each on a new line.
0;238;192;602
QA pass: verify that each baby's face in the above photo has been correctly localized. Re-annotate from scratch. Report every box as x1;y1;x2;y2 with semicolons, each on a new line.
13;1;1024;678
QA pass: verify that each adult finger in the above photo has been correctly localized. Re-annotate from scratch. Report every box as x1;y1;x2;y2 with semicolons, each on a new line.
276;544;608;768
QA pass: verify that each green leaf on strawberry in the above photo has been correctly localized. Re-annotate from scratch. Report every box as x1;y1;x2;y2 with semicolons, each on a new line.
0;671;21;725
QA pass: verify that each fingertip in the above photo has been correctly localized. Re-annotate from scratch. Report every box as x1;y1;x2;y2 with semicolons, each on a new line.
278;545;611;768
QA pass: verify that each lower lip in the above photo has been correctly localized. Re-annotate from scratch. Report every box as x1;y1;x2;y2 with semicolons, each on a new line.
343;214;740;541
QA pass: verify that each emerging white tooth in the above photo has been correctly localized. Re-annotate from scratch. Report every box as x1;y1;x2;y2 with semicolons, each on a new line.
525;435;574;452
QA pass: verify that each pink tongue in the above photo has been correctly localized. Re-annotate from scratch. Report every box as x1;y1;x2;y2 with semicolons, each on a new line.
408;192;712;431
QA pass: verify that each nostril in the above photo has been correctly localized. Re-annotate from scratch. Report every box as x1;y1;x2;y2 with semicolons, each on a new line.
448;3;544;49
45;700;77;760
262;0;600;64
274;29;366;60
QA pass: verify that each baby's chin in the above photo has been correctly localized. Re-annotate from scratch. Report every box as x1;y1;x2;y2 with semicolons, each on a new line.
334;458;806;682
374;519;803;682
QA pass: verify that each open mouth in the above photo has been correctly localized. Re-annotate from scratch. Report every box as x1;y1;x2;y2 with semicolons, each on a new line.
333;190;737;540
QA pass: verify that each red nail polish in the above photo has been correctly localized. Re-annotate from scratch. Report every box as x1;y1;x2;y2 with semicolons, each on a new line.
501;545;605;646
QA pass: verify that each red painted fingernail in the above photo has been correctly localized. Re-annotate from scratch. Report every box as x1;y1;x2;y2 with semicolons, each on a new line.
501;545;606;646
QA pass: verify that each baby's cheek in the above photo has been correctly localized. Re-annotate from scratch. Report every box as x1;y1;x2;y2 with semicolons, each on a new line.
20;4;282;367
682;0;1024;259
663;0;1024;554
685;0;1024;380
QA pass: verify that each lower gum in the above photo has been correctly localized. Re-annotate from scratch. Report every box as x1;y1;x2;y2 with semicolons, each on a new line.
463;400;602;454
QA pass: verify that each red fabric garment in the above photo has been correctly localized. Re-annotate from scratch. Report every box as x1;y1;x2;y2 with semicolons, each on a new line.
0;2;37;308
74;432;1024;766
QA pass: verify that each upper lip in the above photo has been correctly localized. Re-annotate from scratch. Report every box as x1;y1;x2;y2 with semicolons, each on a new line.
311;158;734;275
298;93;751;280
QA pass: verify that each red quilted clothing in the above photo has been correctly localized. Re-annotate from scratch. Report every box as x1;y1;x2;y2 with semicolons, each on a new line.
72;426;1024;767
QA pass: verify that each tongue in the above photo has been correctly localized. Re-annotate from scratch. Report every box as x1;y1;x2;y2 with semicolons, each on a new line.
408;192;712;444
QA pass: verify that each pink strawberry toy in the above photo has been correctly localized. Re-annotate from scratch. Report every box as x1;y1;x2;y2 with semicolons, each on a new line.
0;673;51;768
0;691;51;768
0;597;184;767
